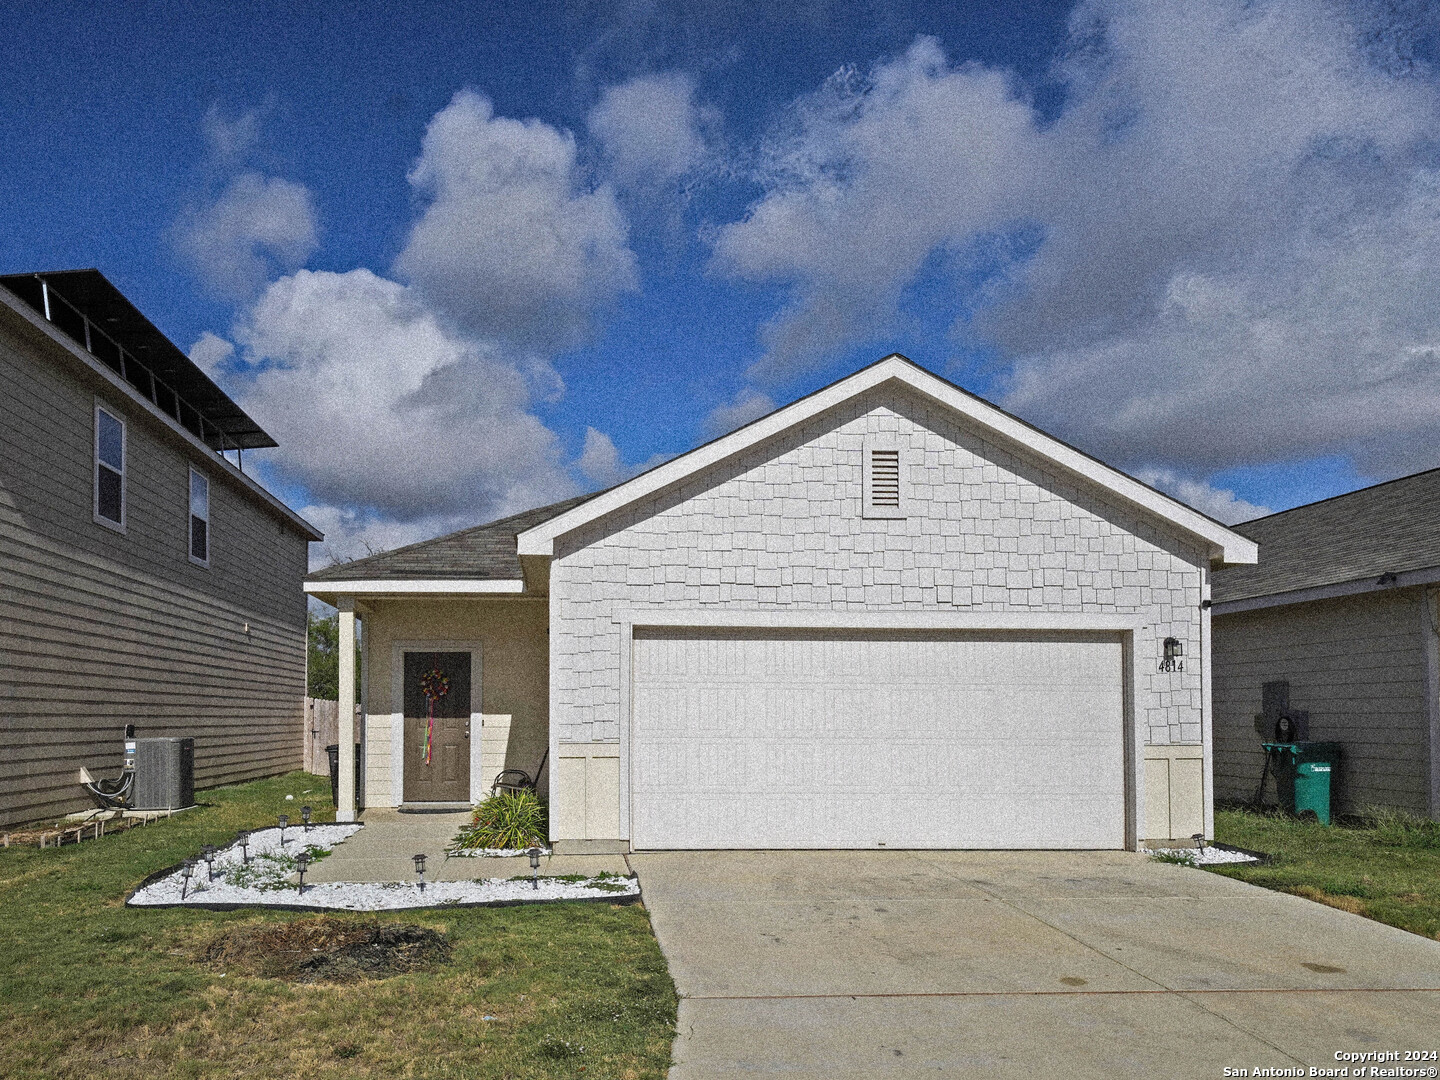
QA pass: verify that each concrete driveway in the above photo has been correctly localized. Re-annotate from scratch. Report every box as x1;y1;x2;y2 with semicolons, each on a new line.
629;850;1440;1079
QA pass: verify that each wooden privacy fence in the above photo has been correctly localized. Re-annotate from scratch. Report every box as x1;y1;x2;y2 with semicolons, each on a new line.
302;698;358;774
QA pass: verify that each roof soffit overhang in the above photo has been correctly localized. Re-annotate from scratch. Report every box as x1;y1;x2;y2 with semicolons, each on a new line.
517;355;1259;567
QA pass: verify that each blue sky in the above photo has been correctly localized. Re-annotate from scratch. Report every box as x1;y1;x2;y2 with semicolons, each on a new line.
4;0;1438;561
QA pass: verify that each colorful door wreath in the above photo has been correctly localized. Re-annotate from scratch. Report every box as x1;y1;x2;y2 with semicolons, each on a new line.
418;666;450;766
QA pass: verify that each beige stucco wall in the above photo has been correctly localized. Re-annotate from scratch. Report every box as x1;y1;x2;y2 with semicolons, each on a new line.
358;596;548;807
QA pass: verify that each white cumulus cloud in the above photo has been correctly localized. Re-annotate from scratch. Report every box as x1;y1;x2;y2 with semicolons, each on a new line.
712;37;1041;382
712;1;1440;484
589;72;710;187
702;387;777;438
188;330;235;378
222;269;574;529
394;90;639;353
1132;467;1270;525
174;171;319;300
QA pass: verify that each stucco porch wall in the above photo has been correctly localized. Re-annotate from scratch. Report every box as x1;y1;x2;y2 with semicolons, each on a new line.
549;384;1211;840
360;596;549;807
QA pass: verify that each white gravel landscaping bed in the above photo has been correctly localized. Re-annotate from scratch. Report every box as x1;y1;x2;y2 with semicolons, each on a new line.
127;825;638;910
1150;845;1261;866
445;845;553;857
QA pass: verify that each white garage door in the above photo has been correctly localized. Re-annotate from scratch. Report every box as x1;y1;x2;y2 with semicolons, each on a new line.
630;629;1126;849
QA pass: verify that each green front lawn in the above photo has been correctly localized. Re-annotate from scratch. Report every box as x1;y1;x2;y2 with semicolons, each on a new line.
0;773;676;1080
1212;807;1440;942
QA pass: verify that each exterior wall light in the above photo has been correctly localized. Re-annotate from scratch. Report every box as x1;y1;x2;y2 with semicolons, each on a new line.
1160;637;1185;673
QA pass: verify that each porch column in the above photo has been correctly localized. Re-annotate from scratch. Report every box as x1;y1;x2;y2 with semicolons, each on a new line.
337;596;357;822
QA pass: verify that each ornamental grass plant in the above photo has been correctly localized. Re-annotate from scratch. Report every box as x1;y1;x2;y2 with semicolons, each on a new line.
454;791;549;850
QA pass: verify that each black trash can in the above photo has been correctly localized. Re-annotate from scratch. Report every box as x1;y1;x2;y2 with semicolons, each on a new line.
326;743;362;809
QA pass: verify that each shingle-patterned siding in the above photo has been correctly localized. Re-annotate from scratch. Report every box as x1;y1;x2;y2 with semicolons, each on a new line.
1212;589;1431;815
0;306;310;826
551;384;1207;747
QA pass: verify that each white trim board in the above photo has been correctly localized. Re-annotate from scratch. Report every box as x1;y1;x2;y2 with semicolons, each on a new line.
517;354;1257;566
1211;564;1440;616
616;608;1148;633
306;578;526;596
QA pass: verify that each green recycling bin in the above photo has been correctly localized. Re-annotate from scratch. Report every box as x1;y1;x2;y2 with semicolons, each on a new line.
1264;741;1341;824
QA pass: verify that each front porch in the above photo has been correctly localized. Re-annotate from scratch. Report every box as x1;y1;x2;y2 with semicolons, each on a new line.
308;591;551;823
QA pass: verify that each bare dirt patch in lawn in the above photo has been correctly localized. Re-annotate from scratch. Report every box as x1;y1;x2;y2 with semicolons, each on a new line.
201;916;451;982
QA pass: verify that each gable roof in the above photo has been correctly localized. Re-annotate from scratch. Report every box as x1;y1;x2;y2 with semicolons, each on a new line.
305;494;596;587
1211;466;1440;605
517;354;1258;566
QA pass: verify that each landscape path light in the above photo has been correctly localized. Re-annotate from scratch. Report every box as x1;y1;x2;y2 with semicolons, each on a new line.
201;845;217;881
237;830;251;864
278;814;288;845
295;851;311;893
180;858;196;900
301;805;311;832
413;853;427;890
528;846;541;890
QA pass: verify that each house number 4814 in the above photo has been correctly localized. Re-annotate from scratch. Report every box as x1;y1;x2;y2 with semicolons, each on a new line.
1159;637;1184;673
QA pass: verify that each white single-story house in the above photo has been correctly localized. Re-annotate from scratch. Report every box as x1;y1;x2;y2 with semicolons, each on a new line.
1211;468;1440;819
304;356;1256;850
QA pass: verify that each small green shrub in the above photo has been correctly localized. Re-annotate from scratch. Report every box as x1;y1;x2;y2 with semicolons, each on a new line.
452;791;547;850
1366;806;1440;850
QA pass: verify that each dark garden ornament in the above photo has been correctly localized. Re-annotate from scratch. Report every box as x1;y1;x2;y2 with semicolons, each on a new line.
419;666;450;766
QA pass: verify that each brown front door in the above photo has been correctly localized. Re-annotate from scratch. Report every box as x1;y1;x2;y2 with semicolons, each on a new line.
402;651;472;803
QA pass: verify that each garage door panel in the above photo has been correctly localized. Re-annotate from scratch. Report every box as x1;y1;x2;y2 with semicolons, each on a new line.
631;631;1125;849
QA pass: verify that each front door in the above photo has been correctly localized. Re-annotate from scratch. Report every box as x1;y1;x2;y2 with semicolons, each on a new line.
402;651;472;803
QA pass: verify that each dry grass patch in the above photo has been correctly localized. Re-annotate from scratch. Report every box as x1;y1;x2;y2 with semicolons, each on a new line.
1287;885;1366;915
201;916;451;982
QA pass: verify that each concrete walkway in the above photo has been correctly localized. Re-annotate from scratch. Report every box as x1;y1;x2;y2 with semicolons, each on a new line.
630;849;1440;1079
305;809;630;882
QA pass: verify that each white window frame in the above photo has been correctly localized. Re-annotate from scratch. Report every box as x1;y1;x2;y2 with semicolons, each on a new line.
93;401;126;533
861;436;906;519
188;467;210;568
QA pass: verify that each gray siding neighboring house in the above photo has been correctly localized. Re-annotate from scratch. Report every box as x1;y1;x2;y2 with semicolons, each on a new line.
0;270;322;827
1211;469;1440;819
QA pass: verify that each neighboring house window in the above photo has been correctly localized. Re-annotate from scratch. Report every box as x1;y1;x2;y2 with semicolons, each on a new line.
94;404;125;530
189;468;210;566
862;438;905;518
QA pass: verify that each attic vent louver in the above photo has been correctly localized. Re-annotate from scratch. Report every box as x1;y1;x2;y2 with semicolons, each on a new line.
862;438;905;518
870;450;900;507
